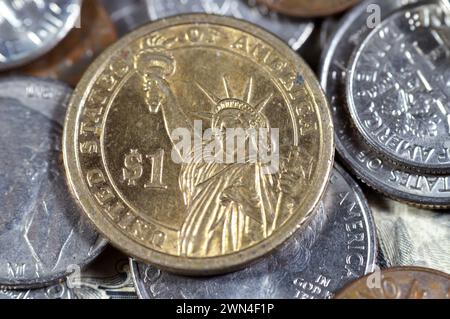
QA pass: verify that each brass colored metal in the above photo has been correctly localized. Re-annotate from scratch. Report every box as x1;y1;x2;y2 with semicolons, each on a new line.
63;14;334;275
16;0;117;87
336;267;450;299
258;0;359;17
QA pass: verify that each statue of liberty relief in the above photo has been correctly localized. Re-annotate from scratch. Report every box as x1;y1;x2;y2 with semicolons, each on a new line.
135;48;305;257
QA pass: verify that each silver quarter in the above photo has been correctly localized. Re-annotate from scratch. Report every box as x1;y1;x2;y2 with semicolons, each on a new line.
0;77;107;289
130;165;376;299
146;0;314;50
320;0;450;208
347;2;450;172
101;0;151;37
0;0;81;70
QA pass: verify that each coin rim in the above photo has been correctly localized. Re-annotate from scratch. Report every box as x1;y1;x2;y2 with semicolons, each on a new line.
257;0;360;18
0;0;82;71
346;2;450;173
319;0;450;208
129;163;377;298
144;0;316;51
335;266;450;299
63;13;334;275
0;76;108;289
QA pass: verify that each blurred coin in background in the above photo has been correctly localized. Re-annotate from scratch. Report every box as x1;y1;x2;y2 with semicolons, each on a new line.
14;0;118;87
0;0;81;70
131;165;376;299
146;0;314;51
257;0;359;17
101;0;151;36
335;267;450;299
0;77;107;289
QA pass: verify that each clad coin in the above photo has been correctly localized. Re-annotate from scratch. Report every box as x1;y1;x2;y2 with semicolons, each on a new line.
0;77;106;289
0;0;81;70
346;1;450;173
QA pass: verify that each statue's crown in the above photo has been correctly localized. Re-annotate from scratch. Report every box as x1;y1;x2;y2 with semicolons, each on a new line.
214;99;268;128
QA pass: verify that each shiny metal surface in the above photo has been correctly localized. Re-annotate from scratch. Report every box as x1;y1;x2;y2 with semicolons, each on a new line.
0;77;107;289
320;0;450;208
0;0;81;70
131;165;376;299
347;2;450;172
146;0;314;50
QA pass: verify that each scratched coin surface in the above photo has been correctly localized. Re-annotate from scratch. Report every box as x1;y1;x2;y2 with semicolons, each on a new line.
0;77;107;289
16;0;118;87
130;165;376;299
0;0;81;70
347;2;450;173
258;0;359;17
146;0;314;50
63;14;334;275
320;0;450;208
336;267;450;299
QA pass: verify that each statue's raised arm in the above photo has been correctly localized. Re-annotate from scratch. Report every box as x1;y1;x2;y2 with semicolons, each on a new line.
135;48;195;147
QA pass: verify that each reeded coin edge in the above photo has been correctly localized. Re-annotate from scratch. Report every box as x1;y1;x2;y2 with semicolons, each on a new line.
319;0;450;209
63;13;335;275
258;0;360;18
345;2;450;174
0;0;82;71
130;164;377;299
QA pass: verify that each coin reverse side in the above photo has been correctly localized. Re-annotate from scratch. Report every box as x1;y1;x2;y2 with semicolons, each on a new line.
130;165;377;299
347;2;450;172
320;0;450;208
63;14;334;275
0;0;81;70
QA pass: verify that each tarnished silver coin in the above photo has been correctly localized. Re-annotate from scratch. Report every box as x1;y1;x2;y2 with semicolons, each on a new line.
101;0;150;37
0;77;107;289
347;2;450;173
130;165;376;299
0;0;81;70
320;0;450;208
146;0;314;50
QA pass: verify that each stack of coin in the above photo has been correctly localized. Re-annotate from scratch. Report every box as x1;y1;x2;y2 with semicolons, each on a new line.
321;0;450;209
0;0;448;300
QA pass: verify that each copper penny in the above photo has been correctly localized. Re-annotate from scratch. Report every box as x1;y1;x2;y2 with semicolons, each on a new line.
258;0;359;18
336;267;450;299
14;0;118;87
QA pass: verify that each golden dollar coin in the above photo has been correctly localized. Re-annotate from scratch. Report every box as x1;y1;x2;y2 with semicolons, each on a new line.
258;0;359;18
63;14;334;275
